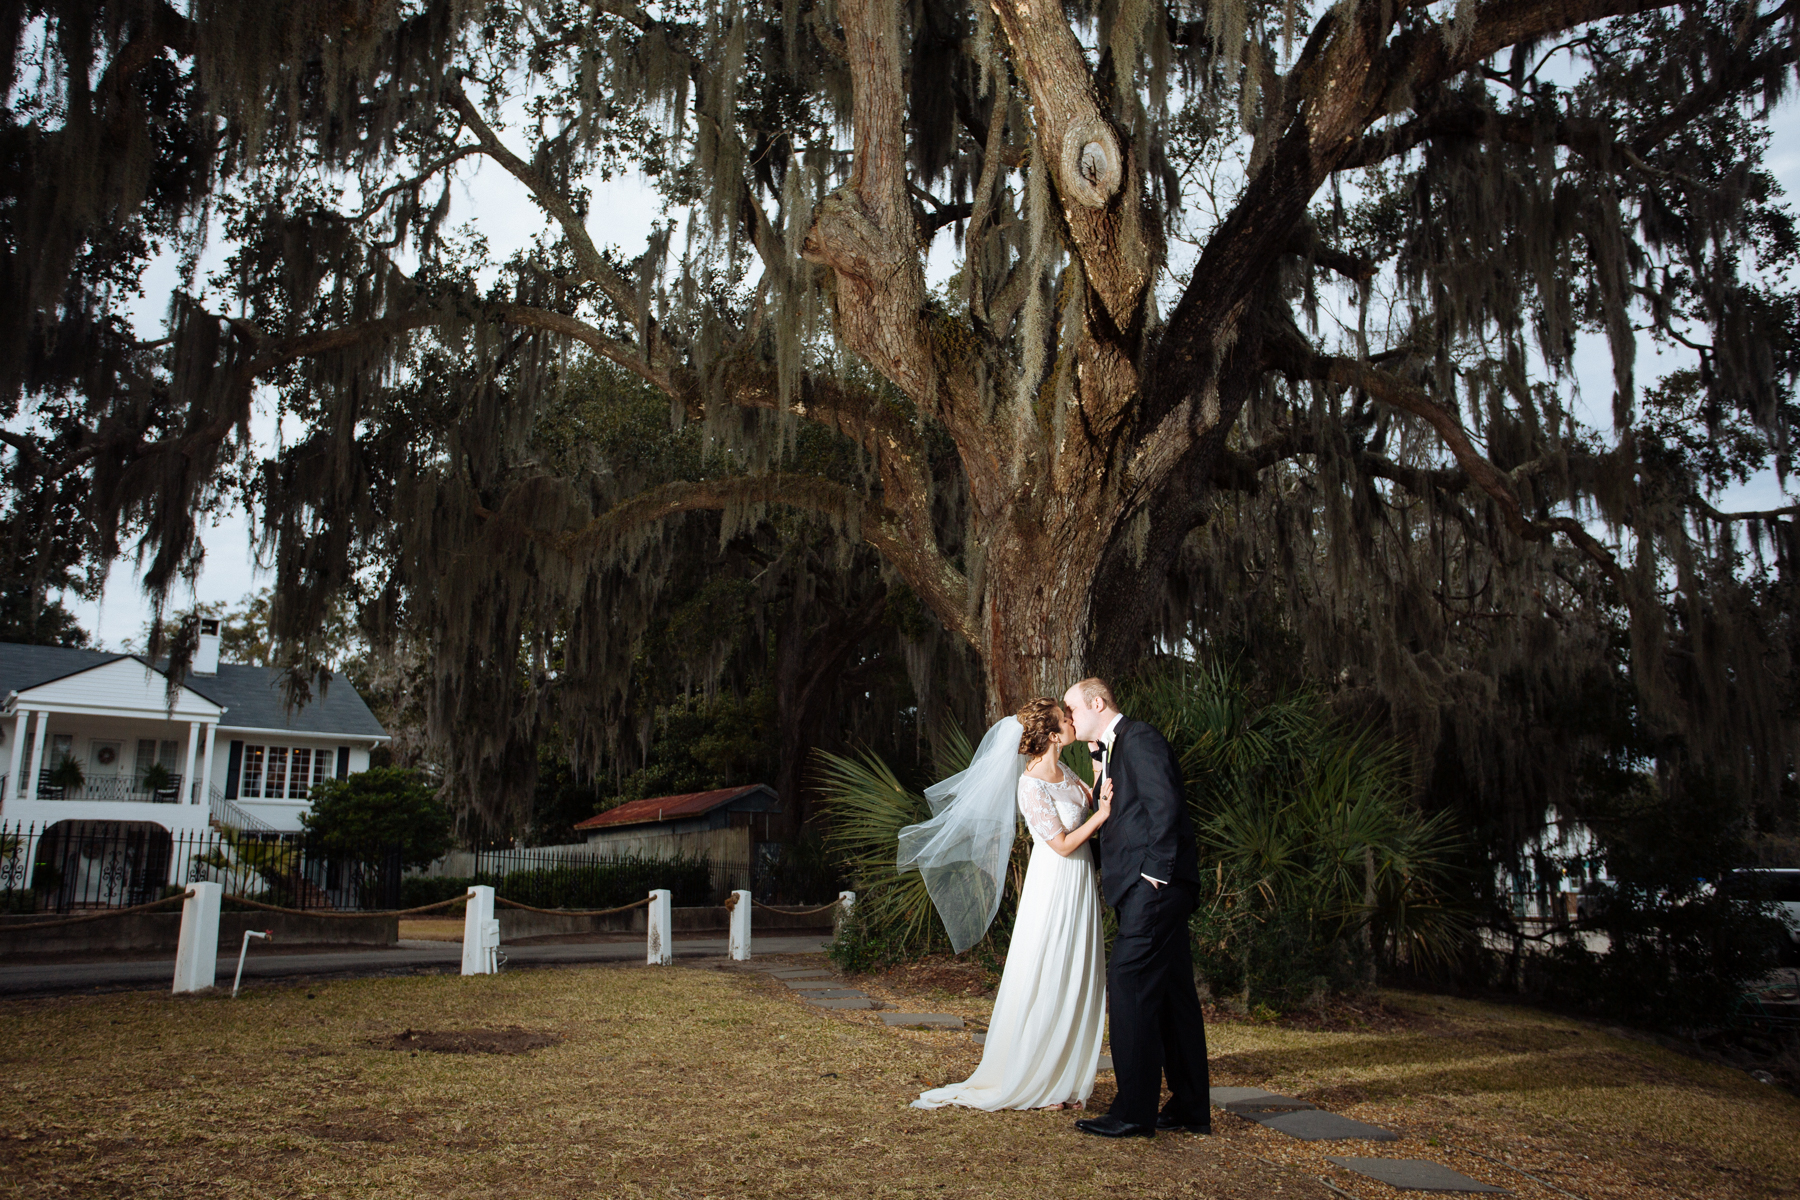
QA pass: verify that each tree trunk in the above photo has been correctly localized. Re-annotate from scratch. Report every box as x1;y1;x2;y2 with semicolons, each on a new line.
972;493;1119;719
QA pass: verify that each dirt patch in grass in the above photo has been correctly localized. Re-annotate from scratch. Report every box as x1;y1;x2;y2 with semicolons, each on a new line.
852;954;1000;1000
377;1026;562;1055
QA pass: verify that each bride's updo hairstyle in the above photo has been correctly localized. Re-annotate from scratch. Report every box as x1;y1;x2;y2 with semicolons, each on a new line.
1016;696;1066;759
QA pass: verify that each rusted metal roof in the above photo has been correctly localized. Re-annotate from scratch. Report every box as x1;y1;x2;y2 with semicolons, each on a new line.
572;784;776;831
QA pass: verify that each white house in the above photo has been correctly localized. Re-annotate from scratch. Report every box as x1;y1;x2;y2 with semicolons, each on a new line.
0;620;389;843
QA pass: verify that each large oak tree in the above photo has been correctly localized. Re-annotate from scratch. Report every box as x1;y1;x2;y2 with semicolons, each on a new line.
3;0;1796;825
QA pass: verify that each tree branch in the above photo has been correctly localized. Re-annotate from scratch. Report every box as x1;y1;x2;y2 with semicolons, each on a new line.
987;0;1155;338
446;79;648;334
559;475;975;644
1302;352;1635;593
1691;496;1800;522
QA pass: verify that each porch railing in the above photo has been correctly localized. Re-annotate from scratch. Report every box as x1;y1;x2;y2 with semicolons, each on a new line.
22;774;186;804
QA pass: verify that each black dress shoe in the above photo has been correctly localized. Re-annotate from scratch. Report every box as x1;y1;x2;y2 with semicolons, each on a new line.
1075;1114;1155;1139
1155;1113;1212;1134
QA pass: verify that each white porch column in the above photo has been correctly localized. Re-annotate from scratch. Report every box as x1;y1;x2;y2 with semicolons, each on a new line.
23;709;49;801
728;889;752;961
461;885;497;975
181;722;201;805
172;881;222;993
647;889;672;965
5;709;28;802
835;891;856;938
197;723;218;809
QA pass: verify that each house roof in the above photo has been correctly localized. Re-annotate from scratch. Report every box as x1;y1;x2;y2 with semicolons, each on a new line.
0;642;387;739
573;785;777;831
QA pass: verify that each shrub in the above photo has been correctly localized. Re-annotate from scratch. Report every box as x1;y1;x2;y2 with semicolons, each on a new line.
1127;660;1468;1010
301;768;452;869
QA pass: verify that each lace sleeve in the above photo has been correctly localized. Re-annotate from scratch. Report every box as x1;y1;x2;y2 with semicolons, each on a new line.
1017;776;1069;841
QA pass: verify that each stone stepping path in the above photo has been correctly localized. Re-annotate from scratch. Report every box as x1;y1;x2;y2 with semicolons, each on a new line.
1326;1158;1508;1194
1211;1086;1280;1106
756;965;877;1010
1247;1109;1399;1142
1216;1086;1317;1115
1212;1084;1398;1141
881;1013;964;1029
753;965;1493;1190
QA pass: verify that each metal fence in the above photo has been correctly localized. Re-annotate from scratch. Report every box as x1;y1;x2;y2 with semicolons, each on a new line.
0;820;811;914
0;820;398;914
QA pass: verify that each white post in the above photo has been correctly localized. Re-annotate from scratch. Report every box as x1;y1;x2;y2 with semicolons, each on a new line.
5;709;27;801
647;889;672;965
461;885;497;975
835;890;856;937
181;721;201;805
172;882;222;994
728;889;752;961
24;710;48;801
197;722;218;808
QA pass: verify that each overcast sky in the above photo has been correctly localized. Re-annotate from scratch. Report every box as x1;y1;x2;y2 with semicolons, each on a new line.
58;71;1800;651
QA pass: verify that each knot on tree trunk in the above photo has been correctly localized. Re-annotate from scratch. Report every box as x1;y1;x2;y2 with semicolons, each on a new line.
1058;119;1121;208
800;186;907;277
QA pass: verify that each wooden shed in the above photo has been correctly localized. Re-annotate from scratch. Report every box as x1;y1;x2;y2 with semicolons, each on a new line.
572;785;782;869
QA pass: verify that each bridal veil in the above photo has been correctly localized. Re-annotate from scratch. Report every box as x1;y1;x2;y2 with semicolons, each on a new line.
896;716;1025;953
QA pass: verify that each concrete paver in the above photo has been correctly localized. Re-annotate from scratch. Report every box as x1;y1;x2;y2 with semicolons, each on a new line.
1249;1109;1399;1142
1325;1158;1507;1193
879;1012;964;1028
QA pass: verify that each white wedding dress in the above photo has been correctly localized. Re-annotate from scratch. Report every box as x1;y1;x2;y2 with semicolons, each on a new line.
912;764;1107;1110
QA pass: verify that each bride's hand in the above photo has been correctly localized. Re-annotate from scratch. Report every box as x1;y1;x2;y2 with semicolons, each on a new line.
1095;778;1114;820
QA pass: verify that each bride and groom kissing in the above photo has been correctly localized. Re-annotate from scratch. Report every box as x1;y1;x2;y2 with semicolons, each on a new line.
898;678;1211;1137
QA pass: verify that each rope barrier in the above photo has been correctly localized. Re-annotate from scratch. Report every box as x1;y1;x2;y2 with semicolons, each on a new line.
494;895;656;918
0;891;194;931
752;898;846;916
219;893;472;918
4;890;836;930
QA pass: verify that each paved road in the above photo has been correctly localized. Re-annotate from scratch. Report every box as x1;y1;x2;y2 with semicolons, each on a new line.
0;935;834;995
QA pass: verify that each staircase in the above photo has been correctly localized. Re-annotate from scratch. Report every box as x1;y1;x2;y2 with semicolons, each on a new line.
208;787;280;835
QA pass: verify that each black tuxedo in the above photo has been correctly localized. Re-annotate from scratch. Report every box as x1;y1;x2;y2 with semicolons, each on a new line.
1092;718;1200;905
1093;716;1211;1128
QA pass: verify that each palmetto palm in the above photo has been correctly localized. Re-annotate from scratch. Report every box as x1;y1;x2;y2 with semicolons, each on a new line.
1134;660;1469;982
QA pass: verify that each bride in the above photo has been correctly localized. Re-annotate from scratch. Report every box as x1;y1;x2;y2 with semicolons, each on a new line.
900;697;1112;1111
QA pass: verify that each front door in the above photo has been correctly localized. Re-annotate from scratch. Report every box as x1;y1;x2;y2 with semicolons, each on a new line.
89;740;124;799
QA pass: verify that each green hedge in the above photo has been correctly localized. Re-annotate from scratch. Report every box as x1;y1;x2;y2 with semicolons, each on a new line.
400;855;715;911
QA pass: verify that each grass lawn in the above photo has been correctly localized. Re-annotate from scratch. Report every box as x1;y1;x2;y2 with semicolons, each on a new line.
0;958;1794;1199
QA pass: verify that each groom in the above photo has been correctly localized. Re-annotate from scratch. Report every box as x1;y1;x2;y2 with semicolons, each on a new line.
1063;677;1211;1138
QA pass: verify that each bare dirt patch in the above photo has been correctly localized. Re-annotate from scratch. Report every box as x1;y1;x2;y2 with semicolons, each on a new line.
378;1026;561;1054
854;954;1000;999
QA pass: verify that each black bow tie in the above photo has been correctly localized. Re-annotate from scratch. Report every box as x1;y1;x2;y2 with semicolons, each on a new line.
1091;745;1107;759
